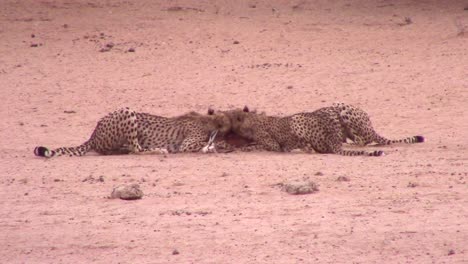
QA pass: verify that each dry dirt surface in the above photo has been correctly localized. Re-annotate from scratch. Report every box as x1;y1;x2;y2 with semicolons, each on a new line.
1;0;467;263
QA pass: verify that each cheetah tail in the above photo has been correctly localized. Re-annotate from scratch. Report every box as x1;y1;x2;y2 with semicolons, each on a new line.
337;149;385;157
34;141;92;158
374;134;425;145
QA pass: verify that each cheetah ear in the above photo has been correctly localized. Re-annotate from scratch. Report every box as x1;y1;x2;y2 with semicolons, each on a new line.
243;106;249;112
208;108;215;115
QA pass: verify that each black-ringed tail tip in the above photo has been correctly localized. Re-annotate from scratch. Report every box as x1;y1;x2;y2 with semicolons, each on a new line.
415;135;425;143
34;146;50;157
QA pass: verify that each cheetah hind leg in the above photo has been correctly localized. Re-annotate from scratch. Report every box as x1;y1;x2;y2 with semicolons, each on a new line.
134;147;169;155
124;135;168;155
346;136;367;146
126;138;168;155
201;130;218;153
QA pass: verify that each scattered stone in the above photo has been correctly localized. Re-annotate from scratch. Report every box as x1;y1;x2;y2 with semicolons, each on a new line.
110;184;143;200
167;6;183;11
336;176;350;182
19;178;28;184
63;24;69;28
166;6;204;12
128;48;135;52
407;182;418;188
172;249;179;255
172;181;184;187
287;85;293;89
314;172;324;176
99;42;114;52
448;249;455;255
82;176;93;182
282;180;319;195
31;34;35;38
82;175;105;183
397;17;412;26
233;40;240;44
30;43;38;47
63;110;76;114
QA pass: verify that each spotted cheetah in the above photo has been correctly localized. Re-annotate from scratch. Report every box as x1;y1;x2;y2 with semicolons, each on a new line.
34;107;232;158
225;103;424;156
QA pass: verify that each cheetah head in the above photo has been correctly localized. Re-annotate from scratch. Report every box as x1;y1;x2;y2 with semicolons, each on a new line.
207;108;232;135
220;105;260;137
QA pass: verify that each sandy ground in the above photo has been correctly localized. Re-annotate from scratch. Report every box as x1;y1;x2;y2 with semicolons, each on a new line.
1;0;467;263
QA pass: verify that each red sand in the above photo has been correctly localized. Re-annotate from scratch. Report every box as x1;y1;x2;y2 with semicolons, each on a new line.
1;1;467;263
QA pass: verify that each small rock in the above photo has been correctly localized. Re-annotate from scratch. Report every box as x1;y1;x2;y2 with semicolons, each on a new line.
82;176;94;182
314;172;324;176
63;110;76;114
110;184;143;200
287;85;293;89
167;6;183;12
172;249;179;255
63;24;69;28
31;34;35;38
407;182;418;188
282;180;319;195
106;42;114;48
448;249;455;255
233;40;240;44
128;48;135;52
336;176;350;182
30;43;38;47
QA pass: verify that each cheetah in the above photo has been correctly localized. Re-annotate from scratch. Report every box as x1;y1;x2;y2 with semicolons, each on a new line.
225;103;424;156
34;107;232;158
